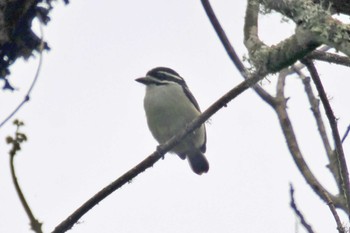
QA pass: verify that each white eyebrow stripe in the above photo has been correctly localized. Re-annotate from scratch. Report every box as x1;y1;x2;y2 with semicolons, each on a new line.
158;71;184;82
146;75;172;84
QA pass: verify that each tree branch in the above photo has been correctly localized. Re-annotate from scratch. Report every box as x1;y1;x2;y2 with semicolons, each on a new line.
308;51;350;67
7;120;42;233
10;155;43;233
342;125;350;143
261;0;350;57
302;59;350;216
200;0;246;76
287;46;331;76
314;0;350;15
301;76;341;188
289;184;315;233
204;0;349;213
243;0;276;107
0;15;44;128
321;189;346;233
201;0;276;106
274;70;347;212
52;70;267;233
203;0;350;226
244;0;320;72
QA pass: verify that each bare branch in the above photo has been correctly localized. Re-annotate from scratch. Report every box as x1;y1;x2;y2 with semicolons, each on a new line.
201;0;246;76
301;76;340;187
52;70;268;233
308;51;350;67
204;0;350;225
274;70;347;212
10;156;43;233
302;59;350;216
7;121;43;233
201;0;275;106
0;15;45;128
342;125;350;143
322;189;346;233
290;184;315;233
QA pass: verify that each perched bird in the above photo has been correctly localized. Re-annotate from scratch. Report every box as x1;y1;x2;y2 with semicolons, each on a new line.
136;67;209;175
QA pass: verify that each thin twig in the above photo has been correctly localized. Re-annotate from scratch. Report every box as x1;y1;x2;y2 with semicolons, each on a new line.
289;184;315;233
201;0;245;75
52;70;267;233
321;190;345;233
302;77;339;186
10;156;43;233
203;0;348;212
302;59;350;216
201;0;276;107
274;70;346;211
342;125;350;143
0;15;45;128
7;121;43;233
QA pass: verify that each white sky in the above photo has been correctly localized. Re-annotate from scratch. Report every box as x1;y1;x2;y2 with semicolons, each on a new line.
0;1;349;233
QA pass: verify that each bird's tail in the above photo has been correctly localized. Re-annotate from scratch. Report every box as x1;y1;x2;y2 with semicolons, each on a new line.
187;150;209;175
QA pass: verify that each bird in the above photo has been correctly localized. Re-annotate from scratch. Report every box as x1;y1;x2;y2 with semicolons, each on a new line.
136;67;209;175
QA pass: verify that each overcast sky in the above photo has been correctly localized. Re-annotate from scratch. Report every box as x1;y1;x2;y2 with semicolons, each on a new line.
1;1;349;233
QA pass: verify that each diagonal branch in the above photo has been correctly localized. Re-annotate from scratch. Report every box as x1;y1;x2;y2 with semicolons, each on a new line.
302;59;350;216
0;15;45;128
203;0;348;213
308;50;350;67
201;0;245;75
342;125;350;143
52;70;267;233
289;184;315;233
321;189;346;233
274;70;347;212
301;77;340;187
201;0;275;107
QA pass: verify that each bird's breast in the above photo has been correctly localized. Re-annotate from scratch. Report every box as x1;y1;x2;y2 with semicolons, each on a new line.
143;84;205;150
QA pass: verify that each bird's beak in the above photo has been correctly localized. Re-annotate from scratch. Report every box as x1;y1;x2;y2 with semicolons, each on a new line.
135;77;149;85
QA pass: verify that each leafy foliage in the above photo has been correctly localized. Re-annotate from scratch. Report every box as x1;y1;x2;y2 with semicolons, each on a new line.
0;0;69;90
